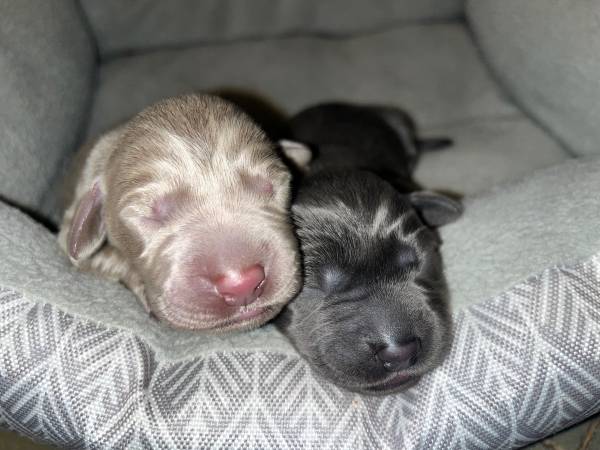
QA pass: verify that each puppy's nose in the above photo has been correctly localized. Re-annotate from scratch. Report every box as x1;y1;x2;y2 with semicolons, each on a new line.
376;338;420;372
214;265;265;306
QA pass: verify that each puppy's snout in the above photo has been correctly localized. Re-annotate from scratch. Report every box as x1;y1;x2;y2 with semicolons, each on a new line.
376;338;420;372
214;264;266;306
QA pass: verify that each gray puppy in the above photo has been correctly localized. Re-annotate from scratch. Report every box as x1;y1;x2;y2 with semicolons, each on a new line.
276;103;461;394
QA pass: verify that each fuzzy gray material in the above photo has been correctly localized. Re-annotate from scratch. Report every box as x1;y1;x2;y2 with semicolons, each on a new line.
0;0;94;215
468;0;600;156
415;115;566;195
80;0;464;57
86;24;515;138
443;156;600;310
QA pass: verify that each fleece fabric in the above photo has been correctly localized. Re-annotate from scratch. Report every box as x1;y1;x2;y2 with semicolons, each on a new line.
80;0;464;57
468;0;600;156
443;156;600;310
0;0;94;215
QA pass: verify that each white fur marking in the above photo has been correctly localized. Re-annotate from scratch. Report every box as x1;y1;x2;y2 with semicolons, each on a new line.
370;203;390;237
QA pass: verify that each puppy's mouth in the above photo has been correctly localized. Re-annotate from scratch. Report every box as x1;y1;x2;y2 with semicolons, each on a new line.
363;372;420;393
217;304;279;330
313;354;421;394
153;265;276;330
152;293;288;332
148;246;301;331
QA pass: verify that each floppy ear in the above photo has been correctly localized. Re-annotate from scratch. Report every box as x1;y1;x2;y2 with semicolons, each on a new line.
409;191;463;227
66;180;107;261
278;139;313;170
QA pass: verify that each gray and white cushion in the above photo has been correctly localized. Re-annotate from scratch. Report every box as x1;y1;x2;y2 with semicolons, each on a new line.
2;1;600;448
2;155;600;449
0;253;599;449
467;0;600;157
0;0;93;216
79;0;464;58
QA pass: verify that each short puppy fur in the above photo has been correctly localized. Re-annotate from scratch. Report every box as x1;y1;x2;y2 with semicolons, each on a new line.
59;94;301;332
276;103;461;393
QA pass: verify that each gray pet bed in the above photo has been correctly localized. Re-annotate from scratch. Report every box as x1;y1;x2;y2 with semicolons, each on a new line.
1;1;600;448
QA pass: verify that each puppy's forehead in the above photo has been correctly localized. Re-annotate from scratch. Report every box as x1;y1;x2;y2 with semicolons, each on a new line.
295;175;431;288
367;196;423;239
296;186;420;243
113;117;284;193
157;130;278;171
119;94;275;159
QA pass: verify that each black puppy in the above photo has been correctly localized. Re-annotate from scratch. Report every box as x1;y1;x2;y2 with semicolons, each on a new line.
276;103;461;394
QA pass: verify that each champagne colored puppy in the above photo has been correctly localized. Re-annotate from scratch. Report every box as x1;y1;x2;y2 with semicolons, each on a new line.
59;94;302;332
277;103;461;393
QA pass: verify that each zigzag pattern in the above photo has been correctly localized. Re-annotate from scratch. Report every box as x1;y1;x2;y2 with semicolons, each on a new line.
0;254;599;449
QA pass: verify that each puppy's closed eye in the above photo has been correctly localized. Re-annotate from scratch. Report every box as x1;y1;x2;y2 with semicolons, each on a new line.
240;172;275;197
122;191;185;229
396;244;418;269
320;265;350;294
148;195;176;224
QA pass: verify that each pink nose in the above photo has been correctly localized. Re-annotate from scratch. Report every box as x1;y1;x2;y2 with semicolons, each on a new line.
214;264;266;306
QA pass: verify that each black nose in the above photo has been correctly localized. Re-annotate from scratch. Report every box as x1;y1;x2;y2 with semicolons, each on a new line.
376;338;420;372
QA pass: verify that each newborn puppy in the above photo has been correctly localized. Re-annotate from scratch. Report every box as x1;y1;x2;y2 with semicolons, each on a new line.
58;94;301;332
276;103;461;393
284;103;452;189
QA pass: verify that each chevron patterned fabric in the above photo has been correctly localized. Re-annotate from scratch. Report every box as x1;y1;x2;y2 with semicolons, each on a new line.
1;254;599;449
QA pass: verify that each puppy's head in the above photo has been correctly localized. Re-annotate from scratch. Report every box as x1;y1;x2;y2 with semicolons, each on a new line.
66;94;302;331
276;171;461;393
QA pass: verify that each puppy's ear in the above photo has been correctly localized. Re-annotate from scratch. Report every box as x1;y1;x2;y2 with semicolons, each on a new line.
278;139;313;170
409;191;463;227
66;180;107;262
